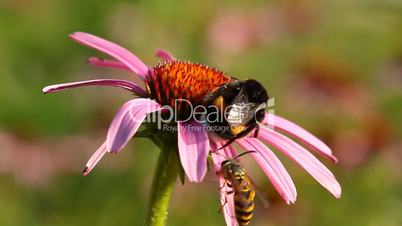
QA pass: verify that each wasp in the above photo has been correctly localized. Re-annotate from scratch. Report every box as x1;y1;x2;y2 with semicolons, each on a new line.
218;151;265;226
146;61;269;145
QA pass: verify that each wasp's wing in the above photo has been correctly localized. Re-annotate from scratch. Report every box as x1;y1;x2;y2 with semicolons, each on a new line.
246;175;270;208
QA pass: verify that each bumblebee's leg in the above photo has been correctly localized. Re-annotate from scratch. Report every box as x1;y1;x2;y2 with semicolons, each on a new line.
253;125;260;138
218;137;237;150
210;149;225;157
218;126;255;150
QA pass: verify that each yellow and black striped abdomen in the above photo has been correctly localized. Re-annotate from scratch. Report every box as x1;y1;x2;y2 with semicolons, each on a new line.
234;187;256;226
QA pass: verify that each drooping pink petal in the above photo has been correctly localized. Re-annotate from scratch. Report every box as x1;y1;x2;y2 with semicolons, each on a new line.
177;121;210;182
155;49;176;61
258;127;342;198
107;98;161;153
87;57;131;71
224;144;238;160
210;140;236;171
210;142;226;171
211;138;237;159
218;177;237;226
209;141;237;226
83;141;107;176
70;32;149;79
237;138;297;204
263;113;337;163
42;79;147;97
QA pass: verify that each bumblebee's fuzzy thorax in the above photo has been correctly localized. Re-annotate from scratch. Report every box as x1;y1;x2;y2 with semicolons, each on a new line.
145;61;232;119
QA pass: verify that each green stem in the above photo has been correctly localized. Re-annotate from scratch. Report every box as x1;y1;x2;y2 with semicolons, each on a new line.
145;143;179;226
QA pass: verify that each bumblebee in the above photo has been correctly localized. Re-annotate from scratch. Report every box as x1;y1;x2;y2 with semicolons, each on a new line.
146;61;268;143
219;151;257;226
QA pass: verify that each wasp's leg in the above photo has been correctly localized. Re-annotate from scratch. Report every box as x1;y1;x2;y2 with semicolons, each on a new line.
217;182;234;213
218;190;234;213
218;196;228;213
218;181;232;191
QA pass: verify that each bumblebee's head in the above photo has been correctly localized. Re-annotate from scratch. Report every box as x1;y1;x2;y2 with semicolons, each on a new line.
222;79;268;124
242;79;269;103
241;79;268;123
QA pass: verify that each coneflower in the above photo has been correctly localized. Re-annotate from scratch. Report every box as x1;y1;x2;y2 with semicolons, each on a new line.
43;32;340;226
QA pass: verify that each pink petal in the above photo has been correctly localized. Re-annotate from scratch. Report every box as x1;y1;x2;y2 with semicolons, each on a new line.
42;79;147;97
155;49;176;61
218;178;237;226
70;32;149;79
177;121;210;182
87;57;131;71
210;142;226;171
209;141;237;226
264;113;337;163
224;145;238;160
83;141;107;176
258;127;342;198
210;140;236;171
237;138;297;204
107;98;161;153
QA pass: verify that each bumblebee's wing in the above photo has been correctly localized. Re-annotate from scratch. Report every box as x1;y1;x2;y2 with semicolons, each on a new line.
246;175;270;208
203;86;225;104
204;80;241;104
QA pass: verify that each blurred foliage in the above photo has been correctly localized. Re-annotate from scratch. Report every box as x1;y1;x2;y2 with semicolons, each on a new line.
0;0;401;225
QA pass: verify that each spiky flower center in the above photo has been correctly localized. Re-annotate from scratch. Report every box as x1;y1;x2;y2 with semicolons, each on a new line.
146;61;233;120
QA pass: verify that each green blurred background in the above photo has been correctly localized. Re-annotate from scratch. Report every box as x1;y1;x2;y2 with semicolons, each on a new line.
0;0;401;225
